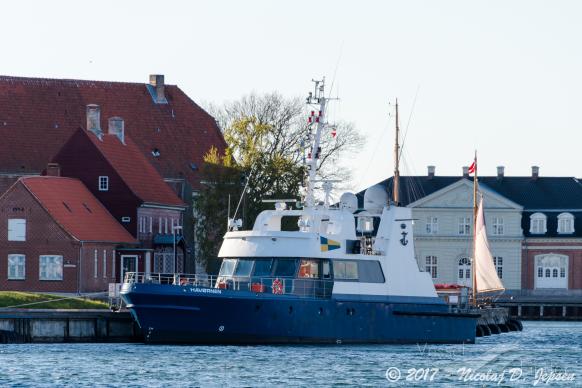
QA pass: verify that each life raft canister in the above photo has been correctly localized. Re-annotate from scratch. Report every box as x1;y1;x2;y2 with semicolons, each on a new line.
272;278;284;295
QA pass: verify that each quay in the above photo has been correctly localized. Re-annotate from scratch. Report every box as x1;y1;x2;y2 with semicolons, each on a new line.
494;290;582;321
0;309;142;343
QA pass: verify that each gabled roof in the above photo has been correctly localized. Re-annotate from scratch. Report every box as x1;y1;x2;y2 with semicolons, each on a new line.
0;75;227;189
19;176;137;243
367;175;582;210
80;129;185;207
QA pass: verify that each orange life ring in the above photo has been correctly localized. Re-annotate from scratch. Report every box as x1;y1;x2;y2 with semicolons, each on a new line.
272;278;283;295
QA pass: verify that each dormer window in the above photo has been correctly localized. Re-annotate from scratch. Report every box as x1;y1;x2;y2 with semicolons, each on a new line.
530;213;547;234
98;176;109;191
557;212;575;234
152;148;161;157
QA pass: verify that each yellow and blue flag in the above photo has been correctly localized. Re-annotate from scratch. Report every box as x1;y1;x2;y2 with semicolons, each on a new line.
320;236;341;252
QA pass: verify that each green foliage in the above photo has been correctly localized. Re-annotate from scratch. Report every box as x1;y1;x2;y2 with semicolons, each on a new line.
0;292;108;309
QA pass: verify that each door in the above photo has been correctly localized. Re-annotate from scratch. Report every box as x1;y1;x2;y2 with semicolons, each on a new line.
457;257;472;287
121;255;138;281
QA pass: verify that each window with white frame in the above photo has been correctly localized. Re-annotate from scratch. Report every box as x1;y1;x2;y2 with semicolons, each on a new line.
425;217;438;234
8;219;26;241
557;212;575;234
103;250;107;278
492;217;504;235
149;217;153;233
425;256;437;278
8;254;25;280
94;249;98;278
39;255;63;280
98;176;109;191
458;217;471;235
493;256;503;279
158;217;162;234
530;213;547;234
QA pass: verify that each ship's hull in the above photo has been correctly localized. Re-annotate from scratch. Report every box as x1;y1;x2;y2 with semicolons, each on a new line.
121;283;478;344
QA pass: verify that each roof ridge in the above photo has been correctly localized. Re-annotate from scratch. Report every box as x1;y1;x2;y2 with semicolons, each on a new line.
0;75;176;88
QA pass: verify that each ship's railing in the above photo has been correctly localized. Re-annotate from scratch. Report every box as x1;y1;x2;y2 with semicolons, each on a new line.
123;272;334;299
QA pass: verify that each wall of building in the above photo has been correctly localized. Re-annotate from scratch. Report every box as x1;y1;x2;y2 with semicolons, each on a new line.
410;182;523;290
0;183;80;292
53;130;141;236
521;239;582;291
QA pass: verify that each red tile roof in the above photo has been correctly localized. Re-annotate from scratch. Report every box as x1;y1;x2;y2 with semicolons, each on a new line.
20;176;137;243
0;75;227;189
82;129;185;207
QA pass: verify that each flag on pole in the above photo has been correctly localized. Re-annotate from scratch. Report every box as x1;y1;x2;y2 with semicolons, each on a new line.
468;160;476;174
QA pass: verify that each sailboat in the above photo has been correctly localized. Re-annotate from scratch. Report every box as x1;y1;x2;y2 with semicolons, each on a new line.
469;155;505;304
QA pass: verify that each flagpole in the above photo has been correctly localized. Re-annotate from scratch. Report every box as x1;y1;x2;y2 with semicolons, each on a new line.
472;150;478;306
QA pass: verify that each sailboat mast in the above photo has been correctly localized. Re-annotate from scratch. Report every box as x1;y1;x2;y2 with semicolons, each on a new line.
393;99;400;205
472;150;478;305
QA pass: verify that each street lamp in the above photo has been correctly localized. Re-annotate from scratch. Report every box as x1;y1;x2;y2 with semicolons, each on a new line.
172;225;183;274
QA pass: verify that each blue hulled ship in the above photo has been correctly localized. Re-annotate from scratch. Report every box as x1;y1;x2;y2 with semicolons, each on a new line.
121;80;479;344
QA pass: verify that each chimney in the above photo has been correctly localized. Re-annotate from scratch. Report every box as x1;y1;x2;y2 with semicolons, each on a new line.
462;166;469;178
497;166;505;179
86;104;102;138
108;117;125;144
149;74;166;103
46;163;60;177
532;165;540;180
427;165;435;179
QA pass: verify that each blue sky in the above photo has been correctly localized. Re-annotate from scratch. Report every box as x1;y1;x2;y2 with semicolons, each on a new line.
2;0;581;191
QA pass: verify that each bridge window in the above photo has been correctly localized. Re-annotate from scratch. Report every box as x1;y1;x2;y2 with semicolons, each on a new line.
333;260;358;280
219;259;236;277
358;260;385;283
273;259;297;277
234;259;254;277
299;259;319;279
253;259;273;277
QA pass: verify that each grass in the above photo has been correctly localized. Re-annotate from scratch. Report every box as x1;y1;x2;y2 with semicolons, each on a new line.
0;292;108;309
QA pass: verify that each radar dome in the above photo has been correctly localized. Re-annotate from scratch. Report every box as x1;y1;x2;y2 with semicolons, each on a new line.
339;192;358;213
363;184;388;213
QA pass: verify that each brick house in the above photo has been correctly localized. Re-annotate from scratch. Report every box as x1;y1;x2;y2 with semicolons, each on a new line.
51;107;187;277
0;75;227;271
363;166;582;298
0;177;136;293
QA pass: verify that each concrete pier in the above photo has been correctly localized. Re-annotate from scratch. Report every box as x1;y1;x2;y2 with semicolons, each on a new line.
0;309;142;343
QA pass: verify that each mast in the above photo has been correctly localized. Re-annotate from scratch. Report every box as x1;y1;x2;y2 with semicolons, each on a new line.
304;79;327;209
472;150;478;305
393;99;400;205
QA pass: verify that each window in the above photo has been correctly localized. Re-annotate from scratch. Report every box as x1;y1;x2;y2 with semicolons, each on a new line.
530;213;547;234
425;256;438;278
8;219;26;241
39;255;63;280
545;268;550;278
492;217;504;235
333;260;358;280
8;254;25;280
94;249;98;278
103;250;107;278
493;256;503;279
273;259;298;277
218;259;237;277
149;217;153;233
234;259;254;277
358;260;385;283
164;218;168;234
458;217;471;235
252;259;273;277
557;213;575;234
98;176;109;191
299;259;319;279
560;267;566;278
537;267;543;278
112;250;116;279
425;217;438;234
158;217;162;234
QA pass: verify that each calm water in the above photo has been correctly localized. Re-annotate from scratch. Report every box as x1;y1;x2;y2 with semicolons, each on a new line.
0;321;580;387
